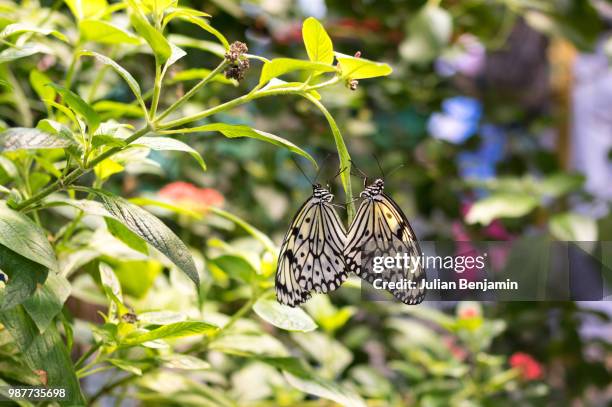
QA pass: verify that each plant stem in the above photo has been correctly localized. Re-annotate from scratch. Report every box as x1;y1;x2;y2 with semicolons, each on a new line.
191;290;261;354
217;295;257;336
74;342;101;369
154;60;228;123
77;365;113;378
65;45;82;90
148;63;163;120
302;93;355;221
158;76;340;130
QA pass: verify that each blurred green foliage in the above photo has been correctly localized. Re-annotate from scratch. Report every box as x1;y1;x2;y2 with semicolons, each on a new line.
0;0;610;406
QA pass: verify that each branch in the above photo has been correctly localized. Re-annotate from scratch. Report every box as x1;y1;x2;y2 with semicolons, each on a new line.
154;60;229;123
11;125;152;211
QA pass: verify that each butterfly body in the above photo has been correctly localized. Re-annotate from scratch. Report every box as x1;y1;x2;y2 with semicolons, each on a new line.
345;178;426;305
275;184;347;307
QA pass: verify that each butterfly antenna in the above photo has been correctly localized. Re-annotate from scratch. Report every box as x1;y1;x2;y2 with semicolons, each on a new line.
332;166;348;180
372;154;385;178
291;156;313;185
349;159;368;179
386;164;405;178
314;153;333;184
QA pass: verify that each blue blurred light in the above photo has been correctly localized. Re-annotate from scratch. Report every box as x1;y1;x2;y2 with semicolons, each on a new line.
457;151;496;180
456;124;507;186
298;0;327;19
428;96;482;144
479;124;506;164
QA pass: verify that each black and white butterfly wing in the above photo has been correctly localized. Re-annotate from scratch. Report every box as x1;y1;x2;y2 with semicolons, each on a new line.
345;180;425;305
276;186;347;307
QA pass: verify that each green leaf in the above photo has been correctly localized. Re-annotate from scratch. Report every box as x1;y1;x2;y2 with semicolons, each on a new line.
163;123;316;169
0;127;74;151
210;333;288;357
22;273;71;333
284;371;366;407
132;136;206;171
165;43;187;70
65;0;108;20
141;0;177;15
549;212;597;241
89;190;200;285
262;78;321;99
335;52;393;79
465;193;539;225
45;100;81;129
99;262;122;301
29;70;56;104
94;100;144;119
0;305;85;404
292;331;352;378
260;357;366;407
208;255;257;283
48;83;101;132
0;43;52;63
108;358;143;375
129;197;203;219
208;206;276;253
259;58;336;85
129;8;172;64
169;33;225;57
99;262;130;317
399;4;452;64
160;354;210;370
0;23;68;42
79;19;140;45
253;298;317;332
105;217;149;255
114;261;161;299
79;51;147;114
540;173;585;197
0;243;49;310
171;14;229;49
302;17;334;65
304;295;355;333
0;202;57;271
138;310;186;325
93;158;124;180
122;321;218;346
168;68;237;85
162;7;211;28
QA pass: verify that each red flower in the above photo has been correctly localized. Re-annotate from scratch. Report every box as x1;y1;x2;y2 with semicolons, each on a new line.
458;306;478;319
158;182;224;214
509;352;543;380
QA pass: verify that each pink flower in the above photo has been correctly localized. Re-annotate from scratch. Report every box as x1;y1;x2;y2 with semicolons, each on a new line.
509;352;543;380
443;337;467;361
484;219;513;240
159;182;224;214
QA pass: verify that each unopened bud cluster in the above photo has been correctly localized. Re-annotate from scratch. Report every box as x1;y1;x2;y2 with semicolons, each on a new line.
225;41;250;81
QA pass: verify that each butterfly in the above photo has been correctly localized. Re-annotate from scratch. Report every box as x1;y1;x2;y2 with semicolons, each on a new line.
345;178;426;304
275;183;347;307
